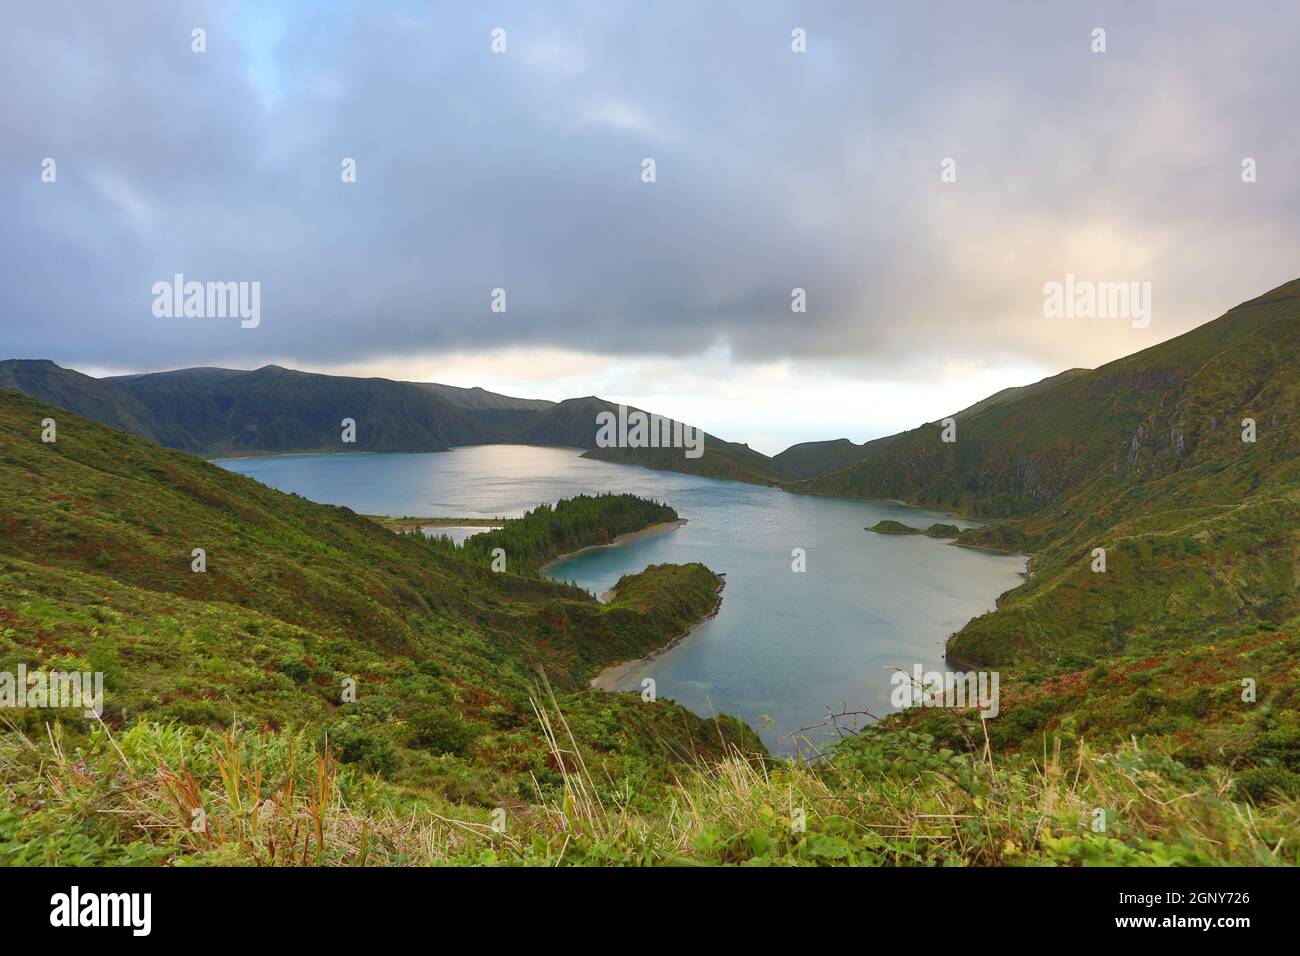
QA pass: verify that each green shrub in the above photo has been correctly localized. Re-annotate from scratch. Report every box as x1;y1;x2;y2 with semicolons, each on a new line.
325;718;398;778
1234;766;1300;803
277;656;311;685
408;707;476;756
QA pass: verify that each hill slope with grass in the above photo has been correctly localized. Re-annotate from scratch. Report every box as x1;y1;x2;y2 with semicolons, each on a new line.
939;280;1300;667
0;388;757;815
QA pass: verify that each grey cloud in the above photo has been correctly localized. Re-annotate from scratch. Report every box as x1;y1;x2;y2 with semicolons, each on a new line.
1;0;1297;374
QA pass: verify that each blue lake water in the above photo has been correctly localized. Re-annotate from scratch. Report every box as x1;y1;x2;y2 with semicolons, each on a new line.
216;446;1026;753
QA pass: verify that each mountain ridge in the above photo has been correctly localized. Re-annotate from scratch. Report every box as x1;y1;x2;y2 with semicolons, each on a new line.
0;357;1102;484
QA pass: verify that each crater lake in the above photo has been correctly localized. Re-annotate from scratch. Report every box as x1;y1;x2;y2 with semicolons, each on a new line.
216;445;1026;753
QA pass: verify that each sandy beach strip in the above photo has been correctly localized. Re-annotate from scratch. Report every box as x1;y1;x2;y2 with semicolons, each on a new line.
537;518;687;575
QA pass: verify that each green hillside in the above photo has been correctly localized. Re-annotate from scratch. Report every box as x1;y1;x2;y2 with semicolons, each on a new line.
899;620;1300;802
771;435;898;480
583;442;781;485
798;279;1300;673
950;282;1299;666
0;389;755;811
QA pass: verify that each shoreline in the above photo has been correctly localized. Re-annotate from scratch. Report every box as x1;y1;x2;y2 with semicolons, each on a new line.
589;573;724;690
538;518;688;575
369;515;506;533
207;449;446;462
209;443;596;463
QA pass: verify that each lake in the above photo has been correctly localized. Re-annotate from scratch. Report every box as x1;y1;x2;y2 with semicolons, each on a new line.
216;446;1027;753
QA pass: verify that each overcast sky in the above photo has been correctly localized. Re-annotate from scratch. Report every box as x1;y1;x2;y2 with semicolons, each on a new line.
2;1;1298;453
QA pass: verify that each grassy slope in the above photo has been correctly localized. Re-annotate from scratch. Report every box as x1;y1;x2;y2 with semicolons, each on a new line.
894;617;1300;805
0;389;757;810
768;280;1300;672
944;281;1300;666
5;687;1294;866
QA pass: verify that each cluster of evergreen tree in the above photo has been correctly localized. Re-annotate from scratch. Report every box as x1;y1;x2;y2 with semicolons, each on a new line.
426;493;678;574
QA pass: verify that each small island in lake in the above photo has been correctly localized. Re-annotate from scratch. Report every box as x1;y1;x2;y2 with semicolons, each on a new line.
867;520;961;538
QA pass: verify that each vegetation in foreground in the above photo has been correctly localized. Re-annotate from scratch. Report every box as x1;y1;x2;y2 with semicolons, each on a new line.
3;701;1295;866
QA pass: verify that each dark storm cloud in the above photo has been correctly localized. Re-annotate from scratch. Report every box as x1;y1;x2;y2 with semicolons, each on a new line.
1;0;1297;373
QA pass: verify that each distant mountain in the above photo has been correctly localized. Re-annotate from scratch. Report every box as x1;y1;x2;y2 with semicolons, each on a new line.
511;396;617;447
407;380;555;442
771;434;900;480
19;361;677;457
0;361;496;455
409;381;552;412
0;362;796;478
0;359;165;439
